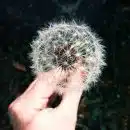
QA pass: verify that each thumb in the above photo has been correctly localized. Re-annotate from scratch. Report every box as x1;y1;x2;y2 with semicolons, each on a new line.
57;63;86;117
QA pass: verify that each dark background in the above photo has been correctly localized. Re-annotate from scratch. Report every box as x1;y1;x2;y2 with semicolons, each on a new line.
0;0;130;129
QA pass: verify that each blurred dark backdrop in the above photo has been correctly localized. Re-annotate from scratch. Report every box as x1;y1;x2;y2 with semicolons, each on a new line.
0;0;130;129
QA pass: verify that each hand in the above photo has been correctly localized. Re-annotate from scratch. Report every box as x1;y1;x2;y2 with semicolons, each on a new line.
8;63;86;130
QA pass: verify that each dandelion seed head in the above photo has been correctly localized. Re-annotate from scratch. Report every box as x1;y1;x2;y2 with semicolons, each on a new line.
29;21;106;93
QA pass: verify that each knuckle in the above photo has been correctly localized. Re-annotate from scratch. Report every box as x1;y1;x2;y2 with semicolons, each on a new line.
8;102;15;111
8;101;21;113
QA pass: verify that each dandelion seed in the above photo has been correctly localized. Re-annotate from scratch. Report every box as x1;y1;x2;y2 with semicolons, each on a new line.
29;20;107;94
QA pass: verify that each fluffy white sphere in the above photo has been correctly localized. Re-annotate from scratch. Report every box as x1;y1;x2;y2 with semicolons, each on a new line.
29;21;106;92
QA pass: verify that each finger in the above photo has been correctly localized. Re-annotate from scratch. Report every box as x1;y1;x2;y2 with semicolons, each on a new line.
35;67;67;97
20;67;67;110
8;67;67;125
57;62;86;117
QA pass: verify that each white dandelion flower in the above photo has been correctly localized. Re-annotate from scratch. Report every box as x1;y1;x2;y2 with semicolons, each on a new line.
29;20;106;94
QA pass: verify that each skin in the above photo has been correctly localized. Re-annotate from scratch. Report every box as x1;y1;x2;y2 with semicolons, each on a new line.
8;62;86;130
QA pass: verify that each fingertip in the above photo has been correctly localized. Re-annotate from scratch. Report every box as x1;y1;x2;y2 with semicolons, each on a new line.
80;71;87;79
71;64;86;81
47;67;68;85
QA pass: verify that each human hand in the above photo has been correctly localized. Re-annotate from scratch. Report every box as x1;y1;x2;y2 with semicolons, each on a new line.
8;62;86;130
